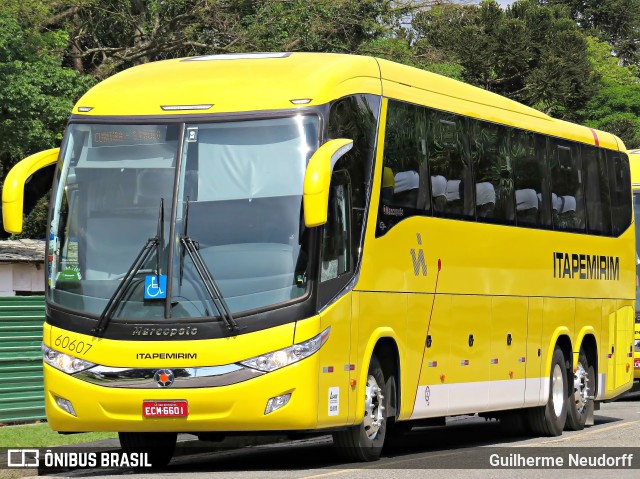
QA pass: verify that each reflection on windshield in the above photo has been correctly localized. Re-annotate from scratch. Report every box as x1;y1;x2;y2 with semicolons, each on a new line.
172;116;318;318
48;116;318;321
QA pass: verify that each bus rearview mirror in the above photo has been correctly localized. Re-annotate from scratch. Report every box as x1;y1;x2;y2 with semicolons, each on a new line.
303;139;353;227
2;148;60;234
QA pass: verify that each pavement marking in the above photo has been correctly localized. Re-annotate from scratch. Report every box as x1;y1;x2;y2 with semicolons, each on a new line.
300;450;463;479
525;420;640;445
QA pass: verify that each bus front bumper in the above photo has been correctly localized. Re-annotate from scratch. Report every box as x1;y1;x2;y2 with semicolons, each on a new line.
43;358;320;432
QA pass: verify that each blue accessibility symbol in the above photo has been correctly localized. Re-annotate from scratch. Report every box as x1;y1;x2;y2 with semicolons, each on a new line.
144;275;167;300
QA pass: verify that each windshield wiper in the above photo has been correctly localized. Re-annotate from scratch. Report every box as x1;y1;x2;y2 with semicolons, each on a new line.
93;199;165;336
180;199;241;333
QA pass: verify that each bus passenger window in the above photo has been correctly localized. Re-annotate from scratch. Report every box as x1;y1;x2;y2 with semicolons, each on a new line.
512;131;549;228
549;141;585;232
376;100;429;235
469;120;514;224
608;151;632;236
582;146;612;235
427;111;473;220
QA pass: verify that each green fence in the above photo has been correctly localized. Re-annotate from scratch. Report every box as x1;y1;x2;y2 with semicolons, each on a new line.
0;296;45;423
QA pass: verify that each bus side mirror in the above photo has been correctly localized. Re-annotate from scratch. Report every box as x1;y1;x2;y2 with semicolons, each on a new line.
303;139;353;227
2;148;60;234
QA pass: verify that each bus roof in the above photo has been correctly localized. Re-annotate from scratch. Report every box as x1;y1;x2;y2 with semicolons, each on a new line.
73;52;622;150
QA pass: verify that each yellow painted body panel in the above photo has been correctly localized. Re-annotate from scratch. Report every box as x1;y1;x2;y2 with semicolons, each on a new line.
44;358;320;432
630;150;640;382
8;53;632;435
44;319;323;432
2;148;59;234
72;53;381;116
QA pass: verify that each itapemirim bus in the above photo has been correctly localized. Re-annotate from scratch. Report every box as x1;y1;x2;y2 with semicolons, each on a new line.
629;149;640;389
2;53;636;465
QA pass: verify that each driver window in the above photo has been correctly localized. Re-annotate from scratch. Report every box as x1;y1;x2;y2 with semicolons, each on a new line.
321;171;351;282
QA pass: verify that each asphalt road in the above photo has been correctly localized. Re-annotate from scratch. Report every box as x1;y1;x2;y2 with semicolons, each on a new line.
39;395;640;479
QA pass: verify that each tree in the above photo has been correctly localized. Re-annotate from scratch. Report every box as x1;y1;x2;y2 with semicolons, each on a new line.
544;0;640;67
413;0;598;118
0;12;93;237
577;38;640;147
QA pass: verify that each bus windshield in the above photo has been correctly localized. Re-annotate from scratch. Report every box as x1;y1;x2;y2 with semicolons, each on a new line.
48;115;319;322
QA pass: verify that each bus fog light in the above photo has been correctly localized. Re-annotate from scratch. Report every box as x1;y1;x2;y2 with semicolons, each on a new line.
54;396;77;416
265;393;291;415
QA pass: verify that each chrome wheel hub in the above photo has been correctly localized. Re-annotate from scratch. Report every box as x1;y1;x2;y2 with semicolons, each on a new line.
363;374;385;440
552;363;564;417
573;362;589;413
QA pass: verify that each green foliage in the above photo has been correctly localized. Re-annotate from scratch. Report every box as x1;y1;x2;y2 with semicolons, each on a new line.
15;190;50;239
0;12;93;236
413;0;598;118
577;37;640;146
0;14;93;163
545;0;640;67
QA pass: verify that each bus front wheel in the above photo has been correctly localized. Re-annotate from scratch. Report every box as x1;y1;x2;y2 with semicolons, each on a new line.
565;348;595;431
528;346;568;436
332;354;388;461
118;432;177;468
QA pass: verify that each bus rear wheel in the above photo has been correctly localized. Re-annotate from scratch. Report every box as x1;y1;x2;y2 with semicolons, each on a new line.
527;346;568;436
332;354;388;461
565;349;595;431
118;432;177;468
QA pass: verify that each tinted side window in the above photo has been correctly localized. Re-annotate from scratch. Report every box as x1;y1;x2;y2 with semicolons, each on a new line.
428;110;473;219
469;120;514;224
377;100;430;235
582;146;612;235
321;172;351;282
512;131;550;228
328;94;380;260
549;140;585;232
608;151;632;236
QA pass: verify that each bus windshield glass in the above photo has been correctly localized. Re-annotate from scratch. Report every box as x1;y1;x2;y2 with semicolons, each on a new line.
48;116;319;321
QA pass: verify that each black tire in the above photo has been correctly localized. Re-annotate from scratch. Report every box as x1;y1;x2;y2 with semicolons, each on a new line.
565;348;595;431
332;355;389;461
499;411;530;437
527;347;568;436
118;432;177;468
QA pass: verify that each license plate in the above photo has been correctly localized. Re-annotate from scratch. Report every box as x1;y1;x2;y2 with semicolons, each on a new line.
635;359;640;370
142;400;188;418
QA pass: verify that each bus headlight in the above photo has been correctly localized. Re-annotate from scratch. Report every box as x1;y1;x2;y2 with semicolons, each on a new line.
239;327;330;372
42;344;96;374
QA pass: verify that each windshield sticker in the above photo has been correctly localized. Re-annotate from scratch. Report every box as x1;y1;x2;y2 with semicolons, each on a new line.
56;267;81;281
186;127;198;142
144;275;167;299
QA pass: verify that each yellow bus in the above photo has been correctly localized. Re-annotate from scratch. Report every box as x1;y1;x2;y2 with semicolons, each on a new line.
2;53;636;465
630;149;640;389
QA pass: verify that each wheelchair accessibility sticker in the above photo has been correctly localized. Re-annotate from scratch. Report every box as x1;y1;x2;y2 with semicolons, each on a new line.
144;275;167;300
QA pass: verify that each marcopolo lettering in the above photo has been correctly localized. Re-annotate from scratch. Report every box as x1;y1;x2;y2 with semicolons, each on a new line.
132;327;198;337
135;352;197;360
553;252;620;280
383;205;404;217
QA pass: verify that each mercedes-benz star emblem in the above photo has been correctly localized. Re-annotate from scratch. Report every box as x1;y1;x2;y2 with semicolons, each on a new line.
154;369;174;387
